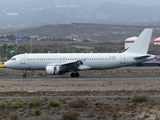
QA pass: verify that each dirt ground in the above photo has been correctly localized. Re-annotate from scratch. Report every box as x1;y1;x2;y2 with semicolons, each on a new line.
0;79;160;120
0;67;160;119
0;79;160;91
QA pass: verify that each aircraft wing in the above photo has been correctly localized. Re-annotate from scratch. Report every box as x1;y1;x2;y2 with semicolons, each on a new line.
47;59;90;71
50;60;83;66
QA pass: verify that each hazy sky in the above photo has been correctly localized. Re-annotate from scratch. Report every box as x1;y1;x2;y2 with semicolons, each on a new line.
1;0;160;7
1;0;160;5
1;0;160;28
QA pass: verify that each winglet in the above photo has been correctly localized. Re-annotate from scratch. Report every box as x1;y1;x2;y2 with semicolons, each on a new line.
124;29;153;54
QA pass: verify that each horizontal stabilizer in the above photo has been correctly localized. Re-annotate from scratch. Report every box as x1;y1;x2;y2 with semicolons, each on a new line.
134;54;151;60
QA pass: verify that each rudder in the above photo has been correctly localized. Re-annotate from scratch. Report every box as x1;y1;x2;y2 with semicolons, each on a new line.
124;29;153;54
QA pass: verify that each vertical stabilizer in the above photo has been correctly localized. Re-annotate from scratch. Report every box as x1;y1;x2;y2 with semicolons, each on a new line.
124;29;153;54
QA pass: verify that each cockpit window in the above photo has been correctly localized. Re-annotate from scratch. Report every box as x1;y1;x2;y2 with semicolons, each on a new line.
11;58;16;61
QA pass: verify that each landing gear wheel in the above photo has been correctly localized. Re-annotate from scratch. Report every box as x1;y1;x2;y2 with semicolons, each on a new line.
22;70;27;78
71;73;74;77
22;74;26;78
71;72;80;77
76;73;79;77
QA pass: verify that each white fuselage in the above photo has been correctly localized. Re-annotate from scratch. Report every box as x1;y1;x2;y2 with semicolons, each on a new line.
3;29;155;78
4;53;155;71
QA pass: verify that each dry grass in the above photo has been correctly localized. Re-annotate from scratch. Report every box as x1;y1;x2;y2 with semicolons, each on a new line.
62;110;79;120
68;97;87;108
34;108;42;116
28;98;41;107
130;94;150;103
47;99;61;107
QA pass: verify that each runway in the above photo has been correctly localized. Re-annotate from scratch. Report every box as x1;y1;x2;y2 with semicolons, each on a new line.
1;66;160;81
0;75;159;81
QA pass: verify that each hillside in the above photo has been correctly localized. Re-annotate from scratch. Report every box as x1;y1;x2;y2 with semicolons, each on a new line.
15;23;160;41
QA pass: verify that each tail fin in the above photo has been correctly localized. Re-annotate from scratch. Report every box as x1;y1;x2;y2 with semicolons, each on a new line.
124;29;153;54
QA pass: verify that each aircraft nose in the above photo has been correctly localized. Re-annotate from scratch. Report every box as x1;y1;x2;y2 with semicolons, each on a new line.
4;61;9;68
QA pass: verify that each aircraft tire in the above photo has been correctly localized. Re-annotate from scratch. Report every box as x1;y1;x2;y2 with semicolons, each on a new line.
76;73;79;77
22;74;26;78
71;73;79;77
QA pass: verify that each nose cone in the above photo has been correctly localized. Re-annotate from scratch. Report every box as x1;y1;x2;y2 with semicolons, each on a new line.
4;61;9;68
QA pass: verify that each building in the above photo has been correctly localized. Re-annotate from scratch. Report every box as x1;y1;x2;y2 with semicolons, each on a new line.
30;36;40;40
154;37;160;45
124;36;137;49
66;34;79;41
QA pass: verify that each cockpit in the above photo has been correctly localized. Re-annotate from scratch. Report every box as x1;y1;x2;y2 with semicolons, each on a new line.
11;58;16;61
4;55;22;69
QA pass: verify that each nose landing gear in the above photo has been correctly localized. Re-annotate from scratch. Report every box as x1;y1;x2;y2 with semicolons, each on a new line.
22;74;26;78
22;70;27;78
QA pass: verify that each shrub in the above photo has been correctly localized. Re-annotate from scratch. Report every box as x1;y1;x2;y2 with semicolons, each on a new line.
28;98;41;107
95;100;101;106
63;110;79;120
0;101;7;108
10;114;19;120
47;99;61;107
34;108;42;116
10;98;23;103
68;97;87;108
11;101;23;108
87;112;95;118
10;98;24;108
130;94;150;103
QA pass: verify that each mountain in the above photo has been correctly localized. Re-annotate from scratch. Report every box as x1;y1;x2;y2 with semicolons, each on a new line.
1;1;160;28
104;0;160;7
93;2;160;23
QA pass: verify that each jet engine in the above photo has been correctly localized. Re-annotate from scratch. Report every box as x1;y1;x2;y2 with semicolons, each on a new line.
45;66;61;75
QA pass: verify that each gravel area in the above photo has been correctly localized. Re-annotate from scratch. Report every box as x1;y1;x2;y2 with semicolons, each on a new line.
0;79;160;91
0;79;159;120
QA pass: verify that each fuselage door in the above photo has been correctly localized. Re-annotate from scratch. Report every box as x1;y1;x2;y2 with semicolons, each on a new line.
120;54;125;64
20;55;25;64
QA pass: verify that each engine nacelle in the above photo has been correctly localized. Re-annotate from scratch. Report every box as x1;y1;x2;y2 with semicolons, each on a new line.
45;66;61;75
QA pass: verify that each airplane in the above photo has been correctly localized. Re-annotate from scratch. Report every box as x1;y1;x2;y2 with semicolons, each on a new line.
4;29;155;78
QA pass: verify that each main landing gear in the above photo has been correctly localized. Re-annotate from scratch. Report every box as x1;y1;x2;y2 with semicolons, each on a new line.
70;72;79;77
22;70;79;78
22;70;27;78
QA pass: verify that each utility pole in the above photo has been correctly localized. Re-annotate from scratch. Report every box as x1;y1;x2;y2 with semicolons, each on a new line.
5;44;7;60
29;30;32;53
30;37;32;53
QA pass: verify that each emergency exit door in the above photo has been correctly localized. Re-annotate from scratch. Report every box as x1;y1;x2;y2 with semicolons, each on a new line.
120;54;125;64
